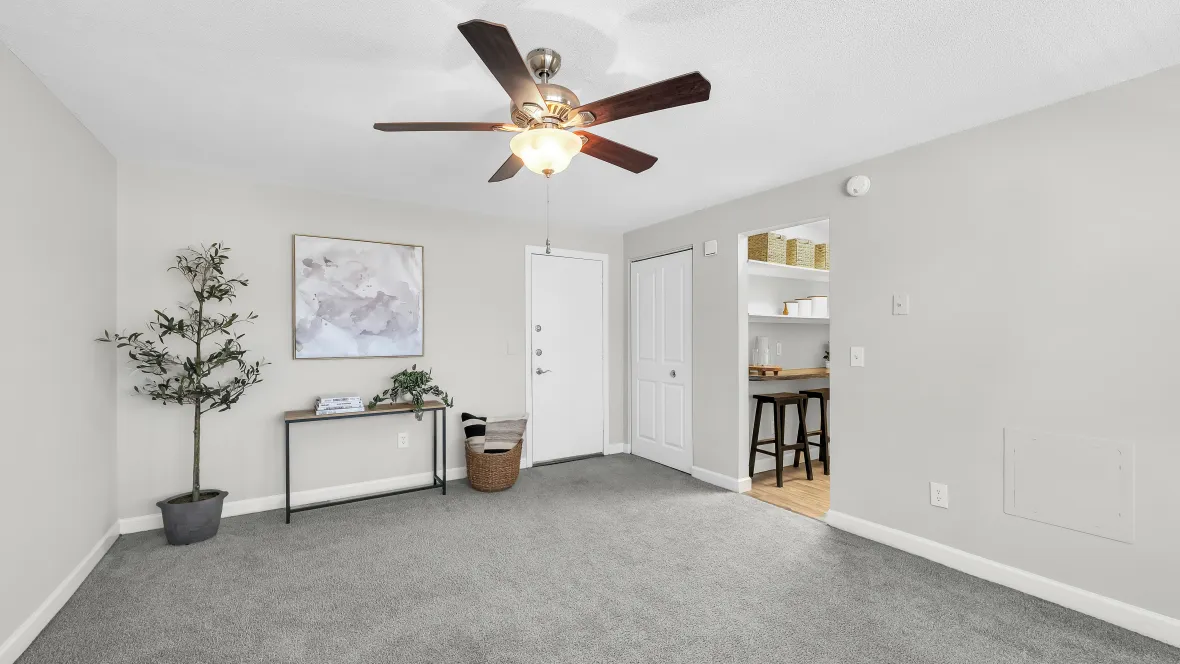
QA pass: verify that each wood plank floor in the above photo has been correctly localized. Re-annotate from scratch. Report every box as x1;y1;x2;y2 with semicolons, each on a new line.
747;460;830;519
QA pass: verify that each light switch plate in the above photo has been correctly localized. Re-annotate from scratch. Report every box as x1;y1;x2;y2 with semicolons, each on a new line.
776;342;782;356
397;432;409;449
703;239;718;256
850;346;865;367
893;293;910;315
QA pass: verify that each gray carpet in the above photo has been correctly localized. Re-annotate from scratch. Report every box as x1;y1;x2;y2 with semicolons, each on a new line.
18;455;1177;664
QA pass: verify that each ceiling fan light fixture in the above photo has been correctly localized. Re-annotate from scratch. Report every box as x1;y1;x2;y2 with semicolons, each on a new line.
509;127;582;176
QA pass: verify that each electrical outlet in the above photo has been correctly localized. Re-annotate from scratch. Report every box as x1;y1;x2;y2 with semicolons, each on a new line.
893;293;910;315
850;346;865;367
930;482;949;509
397;432;409;449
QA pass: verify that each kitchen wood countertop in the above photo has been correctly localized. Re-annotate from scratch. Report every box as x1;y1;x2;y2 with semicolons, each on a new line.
749;368;830;381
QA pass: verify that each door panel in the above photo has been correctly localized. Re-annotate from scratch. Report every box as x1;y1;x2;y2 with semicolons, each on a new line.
637;380;657;441
530;254;604;463
631;250;693;472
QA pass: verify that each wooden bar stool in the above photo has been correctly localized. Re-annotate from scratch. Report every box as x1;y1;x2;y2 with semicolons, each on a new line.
750;392;812;486
800;388;830;475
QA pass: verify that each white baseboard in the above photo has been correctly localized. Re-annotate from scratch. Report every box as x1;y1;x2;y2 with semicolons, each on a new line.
691;465;745;492
0;522;119;664
120;466;469;535
605;442;630;455
825;511;1180;648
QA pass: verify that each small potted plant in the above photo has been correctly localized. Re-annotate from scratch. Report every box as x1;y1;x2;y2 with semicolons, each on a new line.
99;244;265;545
369;364;453;420
823;344;831;369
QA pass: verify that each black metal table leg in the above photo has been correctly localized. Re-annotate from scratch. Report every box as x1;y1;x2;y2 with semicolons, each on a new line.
432;409;438;487
441;410;447;495
285;421;291;524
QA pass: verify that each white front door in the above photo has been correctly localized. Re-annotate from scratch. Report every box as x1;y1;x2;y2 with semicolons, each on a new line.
630;250;693;472
529;252;605;463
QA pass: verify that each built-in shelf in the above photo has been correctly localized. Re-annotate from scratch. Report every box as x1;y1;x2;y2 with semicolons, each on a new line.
749;314;830;325
747;260;829;282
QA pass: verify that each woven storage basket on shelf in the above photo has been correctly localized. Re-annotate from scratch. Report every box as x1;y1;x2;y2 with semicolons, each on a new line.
814;243;830;270
748;233;787;264
786;238;815;268
466;439;522;492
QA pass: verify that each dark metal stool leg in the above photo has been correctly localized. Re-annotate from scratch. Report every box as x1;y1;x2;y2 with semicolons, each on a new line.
797;400;813;480
749;400;763;478
773;403;784;487
793;399;805;468
819;396;830;475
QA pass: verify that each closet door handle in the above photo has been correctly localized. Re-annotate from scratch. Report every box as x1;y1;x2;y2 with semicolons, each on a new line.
670;370;677;378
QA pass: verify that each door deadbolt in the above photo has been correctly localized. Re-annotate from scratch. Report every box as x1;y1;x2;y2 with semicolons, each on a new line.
535;349;542;356
535;324;542;332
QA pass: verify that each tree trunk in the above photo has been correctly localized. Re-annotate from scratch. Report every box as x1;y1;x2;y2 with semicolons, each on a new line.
192;284;205;503
192;399;201;503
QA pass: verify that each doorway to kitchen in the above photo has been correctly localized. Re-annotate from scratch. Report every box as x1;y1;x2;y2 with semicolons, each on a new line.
738;219;831;519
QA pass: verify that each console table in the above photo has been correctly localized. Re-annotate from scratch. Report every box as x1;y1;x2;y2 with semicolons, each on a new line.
282;401;447;523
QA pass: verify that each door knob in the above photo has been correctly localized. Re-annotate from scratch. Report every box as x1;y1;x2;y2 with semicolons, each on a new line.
535;349;543;356
536;368;551;375
670;369;677;378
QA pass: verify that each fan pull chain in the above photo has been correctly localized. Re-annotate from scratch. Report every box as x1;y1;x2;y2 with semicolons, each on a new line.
545;177;552;254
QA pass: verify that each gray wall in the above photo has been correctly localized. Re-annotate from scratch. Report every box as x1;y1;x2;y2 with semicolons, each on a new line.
116;162;625;519
0;44;117;648
624;65;1180;619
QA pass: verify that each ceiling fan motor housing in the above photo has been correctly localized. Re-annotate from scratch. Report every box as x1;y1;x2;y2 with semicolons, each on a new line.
511;81;582;128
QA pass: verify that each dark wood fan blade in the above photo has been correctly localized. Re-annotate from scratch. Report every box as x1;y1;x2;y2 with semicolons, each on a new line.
575;132;658;173
489;154;524;182
373;122;515;132
570;72;711;127
457;20;547;112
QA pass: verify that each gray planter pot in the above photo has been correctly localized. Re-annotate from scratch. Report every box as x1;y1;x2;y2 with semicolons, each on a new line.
156;490;228;545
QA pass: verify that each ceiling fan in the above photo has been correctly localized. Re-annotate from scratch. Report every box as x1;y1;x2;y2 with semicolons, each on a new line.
374;19;711;182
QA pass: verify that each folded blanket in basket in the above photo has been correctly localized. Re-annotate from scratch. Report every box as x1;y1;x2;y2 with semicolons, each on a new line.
462;412;528;452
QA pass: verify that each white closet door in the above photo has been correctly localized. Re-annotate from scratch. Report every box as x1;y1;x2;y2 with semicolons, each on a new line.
630;250;693;472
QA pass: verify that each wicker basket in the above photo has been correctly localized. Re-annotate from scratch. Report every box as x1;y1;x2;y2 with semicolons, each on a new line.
748;233;787;264
814;243;830;270
786;238;815;268
466;439;522;492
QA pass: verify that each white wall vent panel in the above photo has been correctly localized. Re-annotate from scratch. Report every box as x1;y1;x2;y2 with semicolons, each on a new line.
1004;428;1135;543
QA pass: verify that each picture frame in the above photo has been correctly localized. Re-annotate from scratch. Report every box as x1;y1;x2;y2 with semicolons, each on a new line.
292;234;424;359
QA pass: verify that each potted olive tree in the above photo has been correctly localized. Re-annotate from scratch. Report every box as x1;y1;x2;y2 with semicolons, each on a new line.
100;243;265;545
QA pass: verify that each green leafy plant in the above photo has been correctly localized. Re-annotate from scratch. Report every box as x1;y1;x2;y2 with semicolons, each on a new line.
98;243;266;503
368;364;453;420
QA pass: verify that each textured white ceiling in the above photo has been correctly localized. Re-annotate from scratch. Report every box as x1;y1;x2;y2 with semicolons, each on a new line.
2;1;1178;231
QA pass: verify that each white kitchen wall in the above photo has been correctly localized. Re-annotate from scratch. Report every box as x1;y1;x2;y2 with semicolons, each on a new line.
115;162;625;520
0;43;117;659
623;65;1180;620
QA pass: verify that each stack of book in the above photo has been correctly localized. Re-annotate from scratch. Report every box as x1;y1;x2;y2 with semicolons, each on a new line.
315;394;364;416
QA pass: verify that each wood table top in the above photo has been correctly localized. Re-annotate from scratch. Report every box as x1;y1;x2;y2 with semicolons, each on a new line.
749;368;830;381
284;400;446;422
